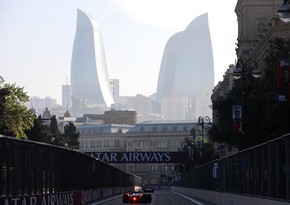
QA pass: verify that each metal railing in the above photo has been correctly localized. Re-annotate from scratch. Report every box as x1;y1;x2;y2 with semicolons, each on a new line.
0;135;140;197
173;133;290;202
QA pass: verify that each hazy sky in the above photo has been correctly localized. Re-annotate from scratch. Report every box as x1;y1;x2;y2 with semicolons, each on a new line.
0;0;238;105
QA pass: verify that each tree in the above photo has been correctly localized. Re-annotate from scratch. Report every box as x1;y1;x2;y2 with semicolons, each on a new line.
182;129;218;170
26;115;52;143
210;37;290;150
0;76;34;139
63;122;80;150
26;115;71;147
50;115;65;146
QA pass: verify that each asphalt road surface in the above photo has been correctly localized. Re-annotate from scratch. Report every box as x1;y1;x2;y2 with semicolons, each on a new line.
91;190;213;205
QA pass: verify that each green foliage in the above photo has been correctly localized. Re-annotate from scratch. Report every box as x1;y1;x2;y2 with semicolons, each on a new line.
28;115;65;146
0;77;79;147
182;133;218;170
210;38;290;150
26;116;52;143
50;115;65;146
26;115;79;149
0;76;34;139
63;122;80;150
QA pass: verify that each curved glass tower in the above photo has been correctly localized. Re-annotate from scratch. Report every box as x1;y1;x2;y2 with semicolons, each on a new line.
71;9;114;114
156;13;214;120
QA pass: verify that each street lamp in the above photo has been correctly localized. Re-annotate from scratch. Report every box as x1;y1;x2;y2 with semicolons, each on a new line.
277;0;290;23
197;116;211;163
233;59;261;80
232;59;261;148
233;59;261;108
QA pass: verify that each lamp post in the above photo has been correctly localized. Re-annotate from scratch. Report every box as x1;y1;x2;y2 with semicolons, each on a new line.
232;59;261;148
277;0;290;23
197;116;211;163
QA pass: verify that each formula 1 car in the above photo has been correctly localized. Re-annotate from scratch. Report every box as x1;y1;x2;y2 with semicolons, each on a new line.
123;191;152;203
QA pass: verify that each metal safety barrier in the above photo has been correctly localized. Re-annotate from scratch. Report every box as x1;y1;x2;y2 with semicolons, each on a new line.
0;135;140;198
173;133;290;202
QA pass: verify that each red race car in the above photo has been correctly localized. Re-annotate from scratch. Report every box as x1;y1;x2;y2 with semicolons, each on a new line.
123;191;152;203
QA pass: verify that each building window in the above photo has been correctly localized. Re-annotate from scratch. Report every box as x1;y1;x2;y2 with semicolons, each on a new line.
150;141;157;147
173;126;178;132
159;140;167;148
152;127;157;132
128;165;134;172
172;140;180;148
167;140;171;148
115;140;120;147
143;140;148;148
162;165;168;172
96;140;102;147
99;128;103;134
91;140;95;148
128;141;133;147
162;127;168;133
151;165;157;172
134;140;144;147
104;139;110;147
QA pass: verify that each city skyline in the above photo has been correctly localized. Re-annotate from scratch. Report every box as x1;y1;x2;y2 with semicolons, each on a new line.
0;0;238;104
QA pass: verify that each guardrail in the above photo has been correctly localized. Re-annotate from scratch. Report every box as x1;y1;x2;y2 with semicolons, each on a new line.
0;135;141;204
173;133;290;202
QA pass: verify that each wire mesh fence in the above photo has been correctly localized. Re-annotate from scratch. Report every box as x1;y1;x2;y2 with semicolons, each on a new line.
173;133;290;202
0;135;140;197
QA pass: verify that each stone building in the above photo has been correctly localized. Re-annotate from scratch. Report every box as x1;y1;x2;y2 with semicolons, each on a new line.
235;0;287;61
211;0;290;157
78;120;209;186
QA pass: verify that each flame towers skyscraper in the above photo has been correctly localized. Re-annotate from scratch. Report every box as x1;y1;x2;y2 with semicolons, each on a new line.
71;9;114;115
156;13;214;120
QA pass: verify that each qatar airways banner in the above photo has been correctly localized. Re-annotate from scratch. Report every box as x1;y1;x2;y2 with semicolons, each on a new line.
86;152;189;163
0;189;109;205
0;187;131;205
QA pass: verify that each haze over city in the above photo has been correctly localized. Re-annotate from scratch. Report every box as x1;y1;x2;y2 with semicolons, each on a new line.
0;0;238;105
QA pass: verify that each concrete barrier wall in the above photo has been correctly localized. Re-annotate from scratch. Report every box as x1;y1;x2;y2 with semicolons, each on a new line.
172;186;290;205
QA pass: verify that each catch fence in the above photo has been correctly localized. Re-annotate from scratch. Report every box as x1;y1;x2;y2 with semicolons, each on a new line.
174;133;290;202
0;135;140;198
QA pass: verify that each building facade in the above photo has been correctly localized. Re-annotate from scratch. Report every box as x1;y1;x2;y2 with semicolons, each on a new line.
156;13;214;120
71;9;114;115
235;0;281;59
78;121;207;185
211;0;290;157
